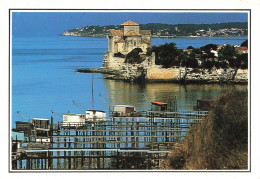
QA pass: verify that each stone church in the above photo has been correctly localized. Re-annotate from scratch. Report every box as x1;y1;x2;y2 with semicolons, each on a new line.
102;20;152;70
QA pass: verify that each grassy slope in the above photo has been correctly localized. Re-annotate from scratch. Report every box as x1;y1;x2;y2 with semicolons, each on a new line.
163;90;248;170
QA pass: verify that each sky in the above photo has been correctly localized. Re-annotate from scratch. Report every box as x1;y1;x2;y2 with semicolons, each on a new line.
12;11;248;37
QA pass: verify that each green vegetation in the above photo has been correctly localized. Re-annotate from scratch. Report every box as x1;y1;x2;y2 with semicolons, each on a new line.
147;43;199;68
147;43;179;68
146;40;248;73
125;48;144;64
200;44;218;52
164;90;248;170
114;52;125;58
181;51;198;68
241;39;248;47
237;53;248;69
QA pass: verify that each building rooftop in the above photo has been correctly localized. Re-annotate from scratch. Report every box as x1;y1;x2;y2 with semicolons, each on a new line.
124;30;141;36
151;102;167;106
110;30;123;36
121;20;139;26
63;113;85;116
236;47;248;50
31;118;49;121
114;105;135;108
85;110;106;113
16;121;29;124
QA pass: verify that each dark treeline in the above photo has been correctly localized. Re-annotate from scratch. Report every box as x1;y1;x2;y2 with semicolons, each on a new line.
142;40;248;77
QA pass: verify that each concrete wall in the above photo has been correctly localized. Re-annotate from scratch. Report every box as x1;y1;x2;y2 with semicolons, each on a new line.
145;67;248;82
106;54;125;70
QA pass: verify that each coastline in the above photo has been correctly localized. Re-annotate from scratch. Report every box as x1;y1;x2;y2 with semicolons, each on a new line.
76;67;248;84
61;34;248;38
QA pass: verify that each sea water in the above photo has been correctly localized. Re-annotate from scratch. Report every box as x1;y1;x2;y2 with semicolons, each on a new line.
11;35;248;127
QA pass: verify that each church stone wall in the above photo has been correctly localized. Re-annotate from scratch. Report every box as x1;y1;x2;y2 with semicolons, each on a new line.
146;68;180;80
103;20;151;70
123;26;140;34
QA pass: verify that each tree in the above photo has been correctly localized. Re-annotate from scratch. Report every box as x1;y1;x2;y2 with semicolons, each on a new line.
147;43;179;68
157;43;179;68
237;53;248;69
200;44;218;53
218;45;238;68
215;60;228;69
200;50;215;71
125;48;144;64
114;52;125;58
192;48;201;55
181;51;198;68
218;45;239;79
201;59;215;71
240;40;248;48
146;45;160;57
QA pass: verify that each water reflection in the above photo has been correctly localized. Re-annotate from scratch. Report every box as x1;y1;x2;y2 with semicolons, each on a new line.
103;78;247;111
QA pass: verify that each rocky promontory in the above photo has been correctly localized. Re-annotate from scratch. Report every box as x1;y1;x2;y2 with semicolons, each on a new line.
76;65;248;84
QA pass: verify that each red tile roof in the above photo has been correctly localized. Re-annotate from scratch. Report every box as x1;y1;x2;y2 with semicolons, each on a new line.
151;101;167;106
240;47;248;50
110;30;123;36
121;20;139;26
124;30;141;36
235;47;248;51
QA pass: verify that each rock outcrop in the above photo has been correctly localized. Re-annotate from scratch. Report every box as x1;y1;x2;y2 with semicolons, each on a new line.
100;53;248;83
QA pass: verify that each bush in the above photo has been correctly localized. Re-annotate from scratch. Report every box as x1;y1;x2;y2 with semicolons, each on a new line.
114;52;125;58
201;59;215;70
236;53;248;69
125;48;144;64
164;90;248;170
241;40;248;47
218;45;238;68
180;52;198;68
200;44;218;53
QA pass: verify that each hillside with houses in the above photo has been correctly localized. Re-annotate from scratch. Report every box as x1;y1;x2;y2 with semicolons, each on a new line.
62;22;248;38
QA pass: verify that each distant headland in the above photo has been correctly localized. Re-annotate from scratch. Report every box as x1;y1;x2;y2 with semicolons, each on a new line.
62;22;248;38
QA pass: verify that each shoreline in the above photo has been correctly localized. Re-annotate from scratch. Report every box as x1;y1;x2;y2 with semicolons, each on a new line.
75;68;248;85
61;34;248;39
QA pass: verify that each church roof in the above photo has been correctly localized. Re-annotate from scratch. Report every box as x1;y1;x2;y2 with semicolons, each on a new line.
124;30;141;36
121;20;139;26
110;30;123;36
140;30;151;35
236;46;248;50
114;38;125;43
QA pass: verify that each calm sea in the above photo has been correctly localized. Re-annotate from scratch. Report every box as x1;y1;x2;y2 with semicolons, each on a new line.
11;36;248;126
